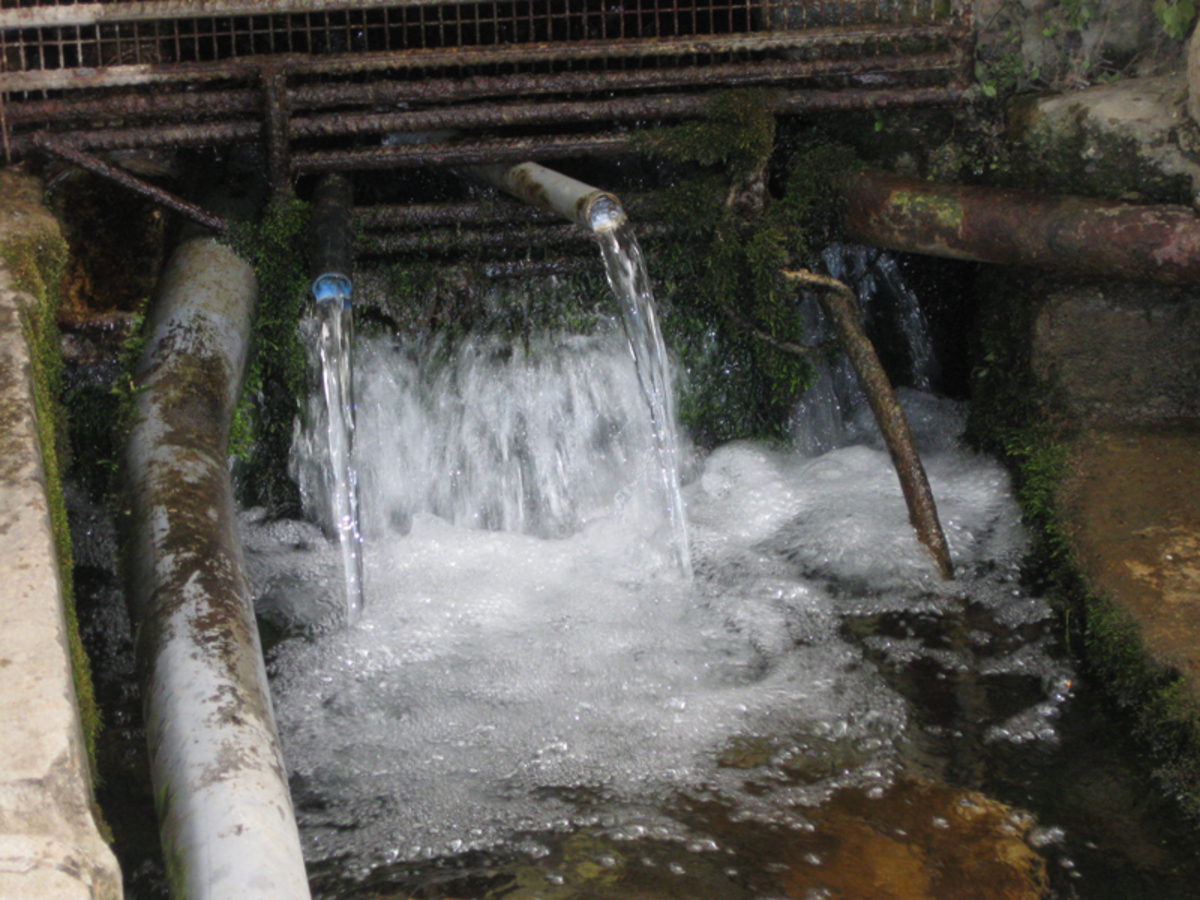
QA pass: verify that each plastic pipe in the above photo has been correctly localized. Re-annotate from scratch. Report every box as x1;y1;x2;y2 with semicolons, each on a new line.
469;161;626;233
123;235;312;900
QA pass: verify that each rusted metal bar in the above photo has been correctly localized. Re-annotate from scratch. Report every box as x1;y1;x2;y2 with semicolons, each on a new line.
2;88;261;126
31;132;227;232
303;86;943;139
262;65;292;193
358;224;587;255
354;195;657;229
842;170;1200;285
773;85;973;114
0;93;10;166
294;134;634;174
11;120;261;156
0;25;965;93
355;201;559;229
287;51;965;111
291;94;713;140
357;221;674;255
782;268;954;580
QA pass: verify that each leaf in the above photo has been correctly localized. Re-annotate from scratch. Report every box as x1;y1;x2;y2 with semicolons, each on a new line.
1155;0;1196;40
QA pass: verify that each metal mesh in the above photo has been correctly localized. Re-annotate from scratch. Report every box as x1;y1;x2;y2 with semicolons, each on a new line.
3;0;956;83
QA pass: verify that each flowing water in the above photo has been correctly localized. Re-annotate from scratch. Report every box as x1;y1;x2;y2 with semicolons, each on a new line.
233;250;1200;897
292;297;365;621
592;213;691;578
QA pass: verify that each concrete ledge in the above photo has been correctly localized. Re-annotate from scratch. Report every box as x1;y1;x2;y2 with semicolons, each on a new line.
0;170;122;899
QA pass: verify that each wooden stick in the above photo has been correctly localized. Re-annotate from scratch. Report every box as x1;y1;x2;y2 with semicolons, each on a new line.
782;267;954;579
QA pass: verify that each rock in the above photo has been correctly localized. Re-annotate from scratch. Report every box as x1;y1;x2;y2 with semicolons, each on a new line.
1030;278;1200;421
1006;76;1200;206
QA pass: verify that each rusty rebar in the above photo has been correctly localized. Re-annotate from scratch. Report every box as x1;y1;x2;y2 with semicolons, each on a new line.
355;201;559;230
0;23;966;94
356;221;675;256
294;134;634;174
354;194;657;230
293;84;972;141
262;65;292;192
32;132;227;232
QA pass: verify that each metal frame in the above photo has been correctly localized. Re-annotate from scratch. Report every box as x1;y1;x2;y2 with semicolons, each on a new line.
3;0;974;189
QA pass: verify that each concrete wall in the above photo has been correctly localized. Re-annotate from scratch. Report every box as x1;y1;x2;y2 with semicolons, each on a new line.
0;170;123;899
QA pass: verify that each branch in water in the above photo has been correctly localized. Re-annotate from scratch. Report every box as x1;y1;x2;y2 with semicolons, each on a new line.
781;267;954;580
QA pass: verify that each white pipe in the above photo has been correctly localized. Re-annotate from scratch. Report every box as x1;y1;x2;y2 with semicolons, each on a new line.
469;161;626;233
123;235;312;900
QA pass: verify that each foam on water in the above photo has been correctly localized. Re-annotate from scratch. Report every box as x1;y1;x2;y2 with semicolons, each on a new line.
246;331;1070;879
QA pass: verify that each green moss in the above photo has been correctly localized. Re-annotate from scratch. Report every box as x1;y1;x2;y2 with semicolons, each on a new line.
224;195;312;514
1;228;105;797
640;132;851;446
636;89;777;183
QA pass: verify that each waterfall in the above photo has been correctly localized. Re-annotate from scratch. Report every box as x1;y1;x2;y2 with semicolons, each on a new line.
791;243;940;455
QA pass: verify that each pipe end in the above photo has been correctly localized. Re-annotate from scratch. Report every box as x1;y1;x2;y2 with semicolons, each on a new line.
312;272;352;308
586;194;626;233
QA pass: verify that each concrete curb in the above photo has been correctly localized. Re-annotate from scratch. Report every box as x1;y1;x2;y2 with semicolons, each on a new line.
0;170;122;898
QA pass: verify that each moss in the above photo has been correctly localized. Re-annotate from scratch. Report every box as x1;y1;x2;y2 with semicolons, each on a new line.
1;227;105;800
966;270;1200;820
636;88;777;183
640;128;851;446
224;195;312;514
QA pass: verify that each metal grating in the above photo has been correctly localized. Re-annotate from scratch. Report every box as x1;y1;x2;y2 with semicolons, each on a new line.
1;0;973;184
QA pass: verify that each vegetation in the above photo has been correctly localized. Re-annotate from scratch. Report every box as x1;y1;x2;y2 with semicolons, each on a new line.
224;194;313;515
635;91;852;446
974;0;1195;99
0;226;104;791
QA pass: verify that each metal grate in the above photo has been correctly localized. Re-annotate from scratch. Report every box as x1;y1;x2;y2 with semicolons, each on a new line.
1;0;973;184
3;0;961;83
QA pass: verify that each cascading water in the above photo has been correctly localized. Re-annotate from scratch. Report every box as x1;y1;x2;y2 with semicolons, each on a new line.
233;249;1194;898
292;284;365;622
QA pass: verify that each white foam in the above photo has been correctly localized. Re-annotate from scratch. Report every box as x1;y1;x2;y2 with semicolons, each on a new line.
250;334;1065;878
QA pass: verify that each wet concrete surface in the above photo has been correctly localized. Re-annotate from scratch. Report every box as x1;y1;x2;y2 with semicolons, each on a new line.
1063;419;1200;695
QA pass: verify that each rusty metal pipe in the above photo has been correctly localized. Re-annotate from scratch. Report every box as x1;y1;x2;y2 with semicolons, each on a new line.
842;171;1200;285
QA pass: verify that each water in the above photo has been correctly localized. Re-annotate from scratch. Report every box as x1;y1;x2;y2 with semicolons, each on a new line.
292;296;365;621
592;214;691;578
241;317;1112;895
